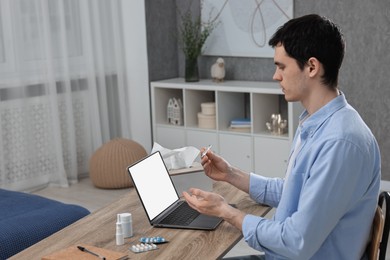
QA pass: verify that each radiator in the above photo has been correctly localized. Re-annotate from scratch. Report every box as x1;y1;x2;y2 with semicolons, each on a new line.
0;90;92;186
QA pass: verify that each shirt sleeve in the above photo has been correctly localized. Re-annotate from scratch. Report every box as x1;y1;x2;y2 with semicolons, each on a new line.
243;139;371;259
248;173;284;208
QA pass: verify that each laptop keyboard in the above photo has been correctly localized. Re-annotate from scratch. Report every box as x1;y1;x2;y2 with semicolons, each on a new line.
160;202;200;226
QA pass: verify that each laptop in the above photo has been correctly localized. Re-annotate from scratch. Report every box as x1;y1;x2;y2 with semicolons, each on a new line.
127;151;223;230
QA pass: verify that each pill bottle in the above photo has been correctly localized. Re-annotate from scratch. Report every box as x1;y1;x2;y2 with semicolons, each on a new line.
116;214;124;245
120;213;133;238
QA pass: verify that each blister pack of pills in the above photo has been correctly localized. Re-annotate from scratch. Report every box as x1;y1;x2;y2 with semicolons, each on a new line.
139;236;168;244
130;243;158;253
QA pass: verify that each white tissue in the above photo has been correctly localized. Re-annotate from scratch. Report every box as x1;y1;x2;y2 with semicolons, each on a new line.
151;142;200;170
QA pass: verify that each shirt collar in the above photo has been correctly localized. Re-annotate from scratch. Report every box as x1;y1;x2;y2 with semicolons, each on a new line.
298;91;347;139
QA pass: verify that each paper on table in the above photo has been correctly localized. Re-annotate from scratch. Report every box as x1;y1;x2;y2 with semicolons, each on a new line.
151;142;200;170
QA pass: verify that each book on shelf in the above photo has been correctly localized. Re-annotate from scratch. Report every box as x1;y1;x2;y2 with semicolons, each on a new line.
230;118;251;125
41;244;128;260
228;126;251;133
229;124;251;128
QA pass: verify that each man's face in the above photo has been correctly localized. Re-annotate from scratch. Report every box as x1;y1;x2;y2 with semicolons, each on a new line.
272;44;309;102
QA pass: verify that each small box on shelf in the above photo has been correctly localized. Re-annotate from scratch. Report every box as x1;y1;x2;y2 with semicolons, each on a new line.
198;113;216;129
200;102;216;115
198;102;216;129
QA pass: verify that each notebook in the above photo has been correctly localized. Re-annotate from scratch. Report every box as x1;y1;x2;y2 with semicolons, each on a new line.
127;151;223;230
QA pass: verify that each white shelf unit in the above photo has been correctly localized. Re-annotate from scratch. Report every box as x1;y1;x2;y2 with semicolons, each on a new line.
151;78;303;178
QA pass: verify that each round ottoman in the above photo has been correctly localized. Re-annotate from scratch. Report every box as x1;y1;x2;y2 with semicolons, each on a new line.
89;138;147;189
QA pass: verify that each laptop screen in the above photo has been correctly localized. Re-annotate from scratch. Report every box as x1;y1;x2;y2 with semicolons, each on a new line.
129;152;179;220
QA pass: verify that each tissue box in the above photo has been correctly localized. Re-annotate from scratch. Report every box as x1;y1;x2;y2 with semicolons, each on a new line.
169;164;212;194
171;171;212;195
198;113;216;129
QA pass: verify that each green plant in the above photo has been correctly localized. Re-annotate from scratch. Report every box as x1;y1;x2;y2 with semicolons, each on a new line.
178;9;217;60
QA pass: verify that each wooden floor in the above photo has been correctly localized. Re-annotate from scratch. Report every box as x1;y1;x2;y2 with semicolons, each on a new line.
32;177;129;212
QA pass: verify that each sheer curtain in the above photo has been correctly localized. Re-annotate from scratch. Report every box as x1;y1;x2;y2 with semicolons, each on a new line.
0;0;130;191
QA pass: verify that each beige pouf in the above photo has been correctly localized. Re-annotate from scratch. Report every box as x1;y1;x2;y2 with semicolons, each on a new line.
89;138;147;189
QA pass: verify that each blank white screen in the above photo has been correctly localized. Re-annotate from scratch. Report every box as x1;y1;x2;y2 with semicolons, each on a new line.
129;152;178;220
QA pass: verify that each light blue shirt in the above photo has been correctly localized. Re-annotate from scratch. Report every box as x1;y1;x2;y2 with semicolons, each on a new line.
242;93;381;259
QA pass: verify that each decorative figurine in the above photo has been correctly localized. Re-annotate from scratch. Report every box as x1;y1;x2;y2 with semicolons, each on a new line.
211;57;225;83
266;113;288;135
167;98;183;125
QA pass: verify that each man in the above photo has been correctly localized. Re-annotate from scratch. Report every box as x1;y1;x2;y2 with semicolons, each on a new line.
183;14;381;259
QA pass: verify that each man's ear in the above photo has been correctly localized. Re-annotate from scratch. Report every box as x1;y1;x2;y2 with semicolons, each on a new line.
307;57;321;78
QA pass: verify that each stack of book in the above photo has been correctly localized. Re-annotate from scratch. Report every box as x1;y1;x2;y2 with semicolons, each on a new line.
229;118;251;132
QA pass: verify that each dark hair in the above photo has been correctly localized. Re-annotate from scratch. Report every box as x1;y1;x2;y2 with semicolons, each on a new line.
269;14;345;88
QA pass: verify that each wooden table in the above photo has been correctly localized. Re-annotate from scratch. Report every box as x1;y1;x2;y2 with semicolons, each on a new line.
11;181;269;260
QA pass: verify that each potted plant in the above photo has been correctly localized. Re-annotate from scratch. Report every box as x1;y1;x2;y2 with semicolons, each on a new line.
178;5;218;82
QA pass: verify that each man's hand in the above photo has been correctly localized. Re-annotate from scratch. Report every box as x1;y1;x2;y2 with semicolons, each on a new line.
183;188;246;230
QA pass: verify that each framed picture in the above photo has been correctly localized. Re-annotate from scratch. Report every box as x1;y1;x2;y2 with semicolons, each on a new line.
202;0;293;58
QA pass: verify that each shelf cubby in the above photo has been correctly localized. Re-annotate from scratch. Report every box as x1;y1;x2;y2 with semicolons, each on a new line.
153;87;183;126
185;89;215;128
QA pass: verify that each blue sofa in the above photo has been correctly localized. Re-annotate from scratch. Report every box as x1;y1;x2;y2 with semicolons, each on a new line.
0;188;90;259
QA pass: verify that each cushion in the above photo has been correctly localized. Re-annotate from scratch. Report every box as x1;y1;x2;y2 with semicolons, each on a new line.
0;189;90;259
89;138;147;189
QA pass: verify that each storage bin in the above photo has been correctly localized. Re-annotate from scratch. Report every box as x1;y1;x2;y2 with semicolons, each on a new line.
201;102;216;115
198;112;216;129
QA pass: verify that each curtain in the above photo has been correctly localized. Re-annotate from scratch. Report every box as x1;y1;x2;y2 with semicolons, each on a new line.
0;0;130;191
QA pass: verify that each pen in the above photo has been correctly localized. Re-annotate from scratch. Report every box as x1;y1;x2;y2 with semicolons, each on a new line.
201;145;212;158
77;246;106;260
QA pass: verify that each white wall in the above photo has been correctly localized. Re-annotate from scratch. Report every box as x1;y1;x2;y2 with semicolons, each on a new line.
121;0;152;151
